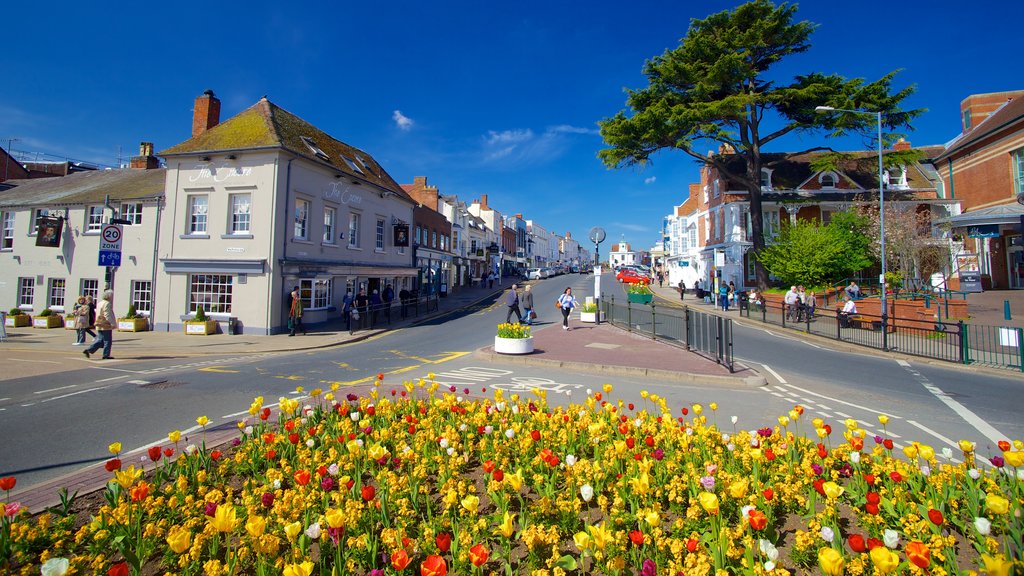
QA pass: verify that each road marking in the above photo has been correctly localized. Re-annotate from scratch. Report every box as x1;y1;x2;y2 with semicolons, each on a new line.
10;358;61;364
127;380;150;385
35;385;77;394
779;382;900;418
896;359;911;367
199;366;241;373
40;386;112;402
0;397;9;402
906;419;962;453
276;375;305;381
96;375;131;382
760;364;787;384
897;364;1009;447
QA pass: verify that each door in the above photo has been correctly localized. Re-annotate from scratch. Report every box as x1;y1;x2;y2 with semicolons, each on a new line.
1008;236;1024;289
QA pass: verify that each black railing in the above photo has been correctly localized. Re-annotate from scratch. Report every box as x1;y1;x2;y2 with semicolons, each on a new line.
343;293;441;334
603;296;734;372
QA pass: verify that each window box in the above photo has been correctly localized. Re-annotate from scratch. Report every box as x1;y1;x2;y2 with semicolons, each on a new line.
33;315;64;328
185;320;218;335
5;314;31;328
118;318;149;332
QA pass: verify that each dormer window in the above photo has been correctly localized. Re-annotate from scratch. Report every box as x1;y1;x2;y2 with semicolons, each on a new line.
343;156;364;174
819;171;838;189
300;136;330;161
760;168;774;191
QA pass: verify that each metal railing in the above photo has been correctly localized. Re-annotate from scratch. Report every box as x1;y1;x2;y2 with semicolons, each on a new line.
343;293;441;334
603;296;734;372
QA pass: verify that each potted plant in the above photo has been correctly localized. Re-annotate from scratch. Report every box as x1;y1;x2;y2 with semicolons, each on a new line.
626;283;654;304
118;304;149;332
494;322;533;354
5;307;31;328
579;301;604;323
184;306;218;335
33;308;63;328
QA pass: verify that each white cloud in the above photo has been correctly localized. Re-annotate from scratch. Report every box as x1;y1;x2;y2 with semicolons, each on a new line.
644;176;657;185
479;124;594;166
613;222;650;233
486;129;534;145
392;110;414;131
548;124;599;135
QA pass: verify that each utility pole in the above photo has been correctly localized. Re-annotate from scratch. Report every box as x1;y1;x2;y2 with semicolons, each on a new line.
4;137;20;181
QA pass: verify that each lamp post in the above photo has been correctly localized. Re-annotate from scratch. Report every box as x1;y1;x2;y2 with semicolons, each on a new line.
815;105;888;348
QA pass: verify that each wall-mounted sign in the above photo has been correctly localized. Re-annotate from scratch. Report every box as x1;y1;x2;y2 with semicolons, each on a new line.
35;216;64;248
394;224;409;247
967;224;1001;238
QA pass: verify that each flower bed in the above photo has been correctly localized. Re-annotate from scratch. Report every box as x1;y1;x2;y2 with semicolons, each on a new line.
0;381;1020;575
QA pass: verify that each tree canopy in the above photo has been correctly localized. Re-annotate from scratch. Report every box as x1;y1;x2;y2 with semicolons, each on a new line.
599;0;922;287
756;214;871;288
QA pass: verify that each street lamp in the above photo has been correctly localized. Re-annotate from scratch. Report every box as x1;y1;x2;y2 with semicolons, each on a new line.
815;105;888;346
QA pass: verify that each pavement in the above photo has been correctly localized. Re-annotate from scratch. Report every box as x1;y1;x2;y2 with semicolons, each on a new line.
3;276;760;511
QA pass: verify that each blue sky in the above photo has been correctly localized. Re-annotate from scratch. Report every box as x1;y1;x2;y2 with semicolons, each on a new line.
3;1;1021;249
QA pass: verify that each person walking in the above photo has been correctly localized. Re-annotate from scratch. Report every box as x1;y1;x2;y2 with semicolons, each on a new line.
83;290;115;359
382;284;395;322
86;295;97;337
369;289;383;326
678;280;685;301
72;296;96;345
557;287;578;330
783;286;799;321
488;272;495;289
719;282;730;311
342;290;354;330
289;286;306;336
354;289;369;329
657;271;664;287
521;284;535;325
505;284;523;323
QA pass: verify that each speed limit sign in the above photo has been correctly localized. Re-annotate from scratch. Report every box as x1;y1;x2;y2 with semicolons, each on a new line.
98;224;123;267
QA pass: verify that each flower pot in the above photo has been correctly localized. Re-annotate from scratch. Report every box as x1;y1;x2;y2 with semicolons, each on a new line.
5;314;31;328
579;311;605;323
185;320;218;335
494;335;534;354
627;293;653;304
33;315;64;328
118;318;149;332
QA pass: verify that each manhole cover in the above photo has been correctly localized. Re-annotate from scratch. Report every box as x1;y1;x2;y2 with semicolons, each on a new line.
139;380;183;390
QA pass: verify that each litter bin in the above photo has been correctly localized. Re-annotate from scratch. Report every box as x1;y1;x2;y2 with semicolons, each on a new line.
738;291;749;311
227;317;239;335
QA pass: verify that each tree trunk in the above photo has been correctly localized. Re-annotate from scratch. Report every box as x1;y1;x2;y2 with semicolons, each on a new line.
745;157;770;289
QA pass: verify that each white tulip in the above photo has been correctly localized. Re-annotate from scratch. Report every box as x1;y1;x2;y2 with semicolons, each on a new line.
731;416;739;424
850;451;861;464
459;424;467;431
505;429;515;439
41;558;69;576
820;526;834;543
306;439;315;448
883;529;900;549
580;484;594;502
942;447;954;460
446;447;455;456
439;438;449;449
974;517;991;536
305;522;321;539
565;454;577;467
969;468;981;480
350;412;361;421
764;561;776;571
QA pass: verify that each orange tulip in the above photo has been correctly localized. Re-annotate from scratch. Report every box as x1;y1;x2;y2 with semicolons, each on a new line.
905;540;930;569
469;543;489;567
421;555;447;576
391;549;411;572
748;509;768;531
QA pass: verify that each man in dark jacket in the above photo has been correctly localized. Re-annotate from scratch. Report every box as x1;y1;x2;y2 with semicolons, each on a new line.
521;285;535;325
505;284;522;323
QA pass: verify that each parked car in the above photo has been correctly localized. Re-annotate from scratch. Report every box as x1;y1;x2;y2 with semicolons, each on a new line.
527;268;544;280
616;269;650;284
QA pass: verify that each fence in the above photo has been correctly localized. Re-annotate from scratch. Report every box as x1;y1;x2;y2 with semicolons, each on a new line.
737;298;1024;371
343;293;441;334
602;296;734;372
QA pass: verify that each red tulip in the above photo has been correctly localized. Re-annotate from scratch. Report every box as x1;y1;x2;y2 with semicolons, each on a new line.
866;492;880;505
867;537;883;550
762;488;774;501
260;407;271;420
482;460;495;473
108;562;129;576
493;469;504;482
906;540;930;568
889;471;903;483
288;433;300;445
686;538;698;553
998;440;1011;451
391;549;411;571
266;449;277;460
883;438;894;450
130;481;149;502
848;533;866;553
928;508;944;525
530;430;541;441
362;485;376;501
436;532;451;552
817;443;827;459
644;435;654;447
748;509;768;531
626;437;636;449
421;554;447;576
105;458;122;472
163;447;174;458
293;470;311;486
865;503;880;515
765;448;776;461
147;446;162;462
210;450;222;461
284;420;296;432
628;403;635;410
629;530;645;546
813;478;826;495
0;477;15;491
469;543;489;567
863;473;875;485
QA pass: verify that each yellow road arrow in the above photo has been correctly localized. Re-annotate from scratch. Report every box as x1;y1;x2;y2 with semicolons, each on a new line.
199;366;240;373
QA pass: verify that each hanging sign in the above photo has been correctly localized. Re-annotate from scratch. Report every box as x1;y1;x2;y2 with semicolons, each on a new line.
35;216;64;247
393;224;409;247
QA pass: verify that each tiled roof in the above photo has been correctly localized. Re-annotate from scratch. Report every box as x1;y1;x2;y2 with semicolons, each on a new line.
0;168;165;208
934;96;1024;161
160;98;413;202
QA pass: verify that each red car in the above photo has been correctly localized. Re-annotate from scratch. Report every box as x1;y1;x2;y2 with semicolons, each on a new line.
616;269;650;284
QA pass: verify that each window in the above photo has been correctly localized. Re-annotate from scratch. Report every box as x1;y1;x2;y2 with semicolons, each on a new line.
432;231;438;248
189;274;232;314
718;209;725;240
471;239;478;254
376;217;385;250
48;278;66;310
1014;148;1024;198
131;281;152;315
343;156;364;174
300;136;330;161
229;194;251;234
81;279;99;301
120;202;143;225
323;206;337;244
713;179;720;198
188;195;208;234
1;211;13;249
760;168;773;191
294;198;310;240
688;226;697;250
300;278;332;310
819;172;837;189
416;226;423;245
32;209;52;234
86;206;104;232
18;277;34;308
348;212;361;247
763;211;781;240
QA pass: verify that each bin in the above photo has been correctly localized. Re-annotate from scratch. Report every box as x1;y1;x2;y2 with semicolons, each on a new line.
738;291;749;311
228;317;239;335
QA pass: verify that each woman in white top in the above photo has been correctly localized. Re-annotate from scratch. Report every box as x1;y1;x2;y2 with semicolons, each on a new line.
557;287;579;330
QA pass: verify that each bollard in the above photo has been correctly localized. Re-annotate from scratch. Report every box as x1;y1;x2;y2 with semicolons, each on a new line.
1005;299;1012;321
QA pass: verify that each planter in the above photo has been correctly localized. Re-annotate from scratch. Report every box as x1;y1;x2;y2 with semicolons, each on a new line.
185;320;218;335
33;315;64;328
579;311;605;323
118;318;149;332
627;293;653;304
494;335;534;355
65;318;77;330
5;314;31;328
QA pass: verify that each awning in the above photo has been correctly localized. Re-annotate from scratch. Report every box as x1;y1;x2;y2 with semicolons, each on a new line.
936;203;1024;227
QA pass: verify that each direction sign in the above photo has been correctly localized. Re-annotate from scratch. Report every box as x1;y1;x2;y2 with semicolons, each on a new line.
98;223;123;267
99;250;122;267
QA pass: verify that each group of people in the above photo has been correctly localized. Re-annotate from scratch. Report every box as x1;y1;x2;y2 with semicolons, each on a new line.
504;284;579;330
289;284;410;336
783;285;818;322
76;290;116;360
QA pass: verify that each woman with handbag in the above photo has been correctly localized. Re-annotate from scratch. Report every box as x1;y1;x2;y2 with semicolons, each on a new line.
522;285;535;326
556;287;578;331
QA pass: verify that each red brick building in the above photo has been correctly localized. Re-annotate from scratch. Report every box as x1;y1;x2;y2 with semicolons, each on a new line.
402;176;453;295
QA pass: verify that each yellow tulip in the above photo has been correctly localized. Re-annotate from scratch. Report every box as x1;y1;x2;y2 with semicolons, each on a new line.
698;492;720;515
869;546;899;574
588;522;612;550
692;404;703;415
283;561;315;576
816;427;828;439
818;547;844;576
325;508;345;529
812;418;824;429
245;515;266;538
283;521;302;541
750;448;762;461
346;440;362;455
573;531;591;551
778;416;790;427
902;444;919;459
114;465;142;489
168;430;181;443
603;384;613;394
107;442;122;455
878;414;889;425
644;509;661;527
462;494;480;514
788;409;799;420
709;402;718;411
496;512;516;539
986;492;1010;515
209;504;237;533
822;482;844;499
166;525;191;554
368;443;388;461
1004;450;1024;468
196;415;210;428
844;418;858;430
918;444;935;461
981;554;1012;576
728;479;748;499
958;439;975;453
507;469;524;492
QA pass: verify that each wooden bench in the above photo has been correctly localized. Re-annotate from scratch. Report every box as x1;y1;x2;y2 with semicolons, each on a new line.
841;314;877;330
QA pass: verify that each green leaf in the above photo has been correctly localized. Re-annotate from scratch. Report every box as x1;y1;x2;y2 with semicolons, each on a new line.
554;555;578;570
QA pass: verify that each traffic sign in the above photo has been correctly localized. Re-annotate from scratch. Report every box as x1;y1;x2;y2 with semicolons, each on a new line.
99;223;123;267
99;250;122;267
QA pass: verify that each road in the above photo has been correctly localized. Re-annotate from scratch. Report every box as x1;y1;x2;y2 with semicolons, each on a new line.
2;272;1022;492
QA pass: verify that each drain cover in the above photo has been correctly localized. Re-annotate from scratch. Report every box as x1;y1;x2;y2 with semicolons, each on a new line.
139;380;182;389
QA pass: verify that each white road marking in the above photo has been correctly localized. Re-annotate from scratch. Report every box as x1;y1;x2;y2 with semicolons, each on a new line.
896;360;911;367
0;397;10;402
906;419;964;452
760;364;787;384
835;411;851;418
780;382;900;418
900;367;1009;446
35;384;77;394
10;358;61;364
96;375;131;382
40;386;112;402
127;380;150;385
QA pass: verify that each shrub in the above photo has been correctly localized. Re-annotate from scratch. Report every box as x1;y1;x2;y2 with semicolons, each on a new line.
193;307;207;322
38;308;53;317
9;307;24;316
123;304;138;319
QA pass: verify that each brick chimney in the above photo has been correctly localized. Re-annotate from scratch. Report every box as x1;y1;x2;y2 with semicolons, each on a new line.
480;194;489;210
192;89;221;137
130;142;159;170
892;137;911;152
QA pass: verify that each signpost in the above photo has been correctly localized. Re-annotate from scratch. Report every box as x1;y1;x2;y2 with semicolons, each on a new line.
588;227;606;324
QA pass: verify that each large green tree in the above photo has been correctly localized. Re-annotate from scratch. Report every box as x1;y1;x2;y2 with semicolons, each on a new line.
756;211;872;287
599;0;921;288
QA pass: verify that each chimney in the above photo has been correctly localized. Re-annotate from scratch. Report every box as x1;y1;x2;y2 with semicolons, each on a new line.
413;176;427;187
480;194;489;210
192;89;221;138
130;141;159;170
892;137;911;152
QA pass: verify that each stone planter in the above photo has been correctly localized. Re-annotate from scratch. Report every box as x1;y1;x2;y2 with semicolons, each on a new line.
33;315;64;328
118;318;149;332
627;293;653;304
579;311;605;323
65;318;77;329
5;314;31;328
185;320;218;335
494;335;534;355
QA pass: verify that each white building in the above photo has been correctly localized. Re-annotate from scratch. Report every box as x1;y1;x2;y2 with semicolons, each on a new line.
608;240;637;269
